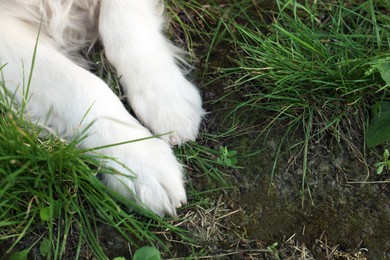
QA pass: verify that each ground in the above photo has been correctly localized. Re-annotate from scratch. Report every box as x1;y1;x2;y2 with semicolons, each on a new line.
175;78;390;259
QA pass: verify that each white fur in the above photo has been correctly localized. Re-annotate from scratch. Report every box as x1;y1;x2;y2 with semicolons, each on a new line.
0;0;204;216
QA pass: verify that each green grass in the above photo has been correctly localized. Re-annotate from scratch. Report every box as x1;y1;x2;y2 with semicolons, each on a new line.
206;0;389;189
222;0;389;128
0;2;231;258
0;94;194;258
0;100;231;258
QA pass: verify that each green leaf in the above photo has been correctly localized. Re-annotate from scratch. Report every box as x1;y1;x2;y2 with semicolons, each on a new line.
227;150;238;157
384;149;390;159
229;157;238;166
366;103;390;147
374;161;383;167
9;249;29;260
372;101;390;117
377;164;384;175
378;61;390;85
39;238;51;257
39;201;60;221
133;246;161;260
225;158;233;166
39;207;51;221
113;258;126;260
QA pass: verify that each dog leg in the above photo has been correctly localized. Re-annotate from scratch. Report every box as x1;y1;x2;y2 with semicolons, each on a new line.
99;0;205;145
0;18;186;216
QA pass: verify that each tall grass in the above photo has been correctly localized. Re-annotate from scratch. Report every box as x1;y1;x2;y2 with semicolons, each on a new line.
0;89;193;258
199;0;390;197
224;0;389;131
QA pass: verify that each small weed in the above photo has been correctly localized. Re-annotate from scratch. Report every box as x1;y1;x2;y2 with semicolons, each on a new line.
374;149;390;174
133;246;162;260
267;242;280;260
176;137;236;185
216;146;238;167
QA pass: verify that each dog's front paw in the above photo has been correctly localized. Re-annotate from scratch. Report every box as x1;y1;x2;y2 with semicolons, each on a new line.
149;77;204;146
102;136;186;216
130;73;205;146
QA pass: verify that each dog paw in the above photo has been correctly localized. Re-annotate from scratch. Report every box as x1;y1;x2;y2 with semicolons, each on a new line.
129;73;205;146
102;134;186;216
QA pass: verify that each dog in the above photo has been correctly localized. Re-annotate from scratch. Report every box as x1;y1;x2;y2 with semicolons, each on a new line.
0;0;204;216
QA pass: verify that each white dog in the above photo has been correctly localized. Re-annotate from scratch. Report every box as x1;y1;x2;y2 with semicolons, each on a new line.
0;0;204;216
